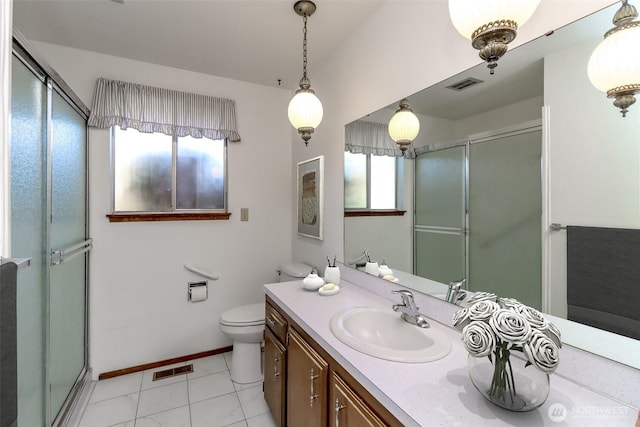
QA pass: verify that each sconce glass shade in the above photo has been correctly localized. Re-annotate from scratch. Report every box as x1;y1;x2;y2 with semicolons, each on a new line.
388;99;420;153
288;88;323;142
449;0;540;74
587;22;640;117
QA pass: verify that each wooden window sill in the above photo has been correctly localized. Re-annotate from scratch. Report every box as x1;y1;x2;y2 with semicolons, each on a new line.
344;210;406;217
107;212;231;222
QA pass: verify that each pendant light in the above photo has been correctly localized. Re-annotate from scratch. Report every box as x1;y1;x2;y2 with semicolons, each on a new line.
587;0;640;117
288;1;323;146
449;0;541;75
388;98;420;154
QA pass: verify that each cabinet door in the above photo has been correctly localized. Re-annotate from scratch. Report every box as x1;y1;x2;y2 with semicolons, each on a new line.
287;328;328;427
264;328;286;427
330;372;387;427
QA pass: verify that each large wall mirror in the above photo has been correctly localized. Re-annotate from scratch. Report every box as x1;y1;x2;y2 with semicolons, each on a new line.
344;3;639;369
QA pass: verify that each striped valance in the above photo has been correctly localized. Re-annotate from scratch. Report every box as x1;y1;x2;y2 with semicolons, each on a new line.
345;120;412;158
88;77;241;142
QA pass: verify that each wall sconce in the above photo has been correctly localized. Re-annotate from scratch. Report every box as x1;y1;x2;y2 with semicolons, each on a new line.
388;98;420;154
449;0;540;75
288;0;323;146
587;0;640;117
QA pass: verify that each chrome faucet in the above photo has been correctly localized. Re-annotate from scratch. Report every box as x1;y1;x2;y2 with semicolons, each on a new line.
392;290;430;328
446;279;466;304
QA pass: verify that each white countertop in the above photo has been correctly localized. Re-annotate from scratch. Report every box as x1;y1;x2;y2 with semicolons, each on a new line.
264;279;638;426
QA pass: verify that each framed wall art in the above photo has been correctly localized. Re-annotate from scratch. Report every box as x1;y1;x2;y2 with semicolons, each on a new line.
297;155;324;240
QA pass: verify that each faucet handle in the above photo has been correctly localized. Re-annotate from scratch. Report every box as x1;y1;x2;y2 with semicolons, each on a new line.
392;289;416;307
392;289;413;297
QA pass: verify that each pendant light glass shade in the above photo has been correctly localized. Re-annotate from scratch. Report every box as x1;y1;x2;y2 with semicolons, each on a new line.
448;0;540;39
449;0;540;74
587;1;640;117
288;89;323;133
388;99;420;153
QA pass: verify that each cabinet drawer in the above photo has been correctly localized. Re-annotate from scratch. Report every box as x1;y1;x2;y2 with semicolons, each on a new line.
265;302;287;342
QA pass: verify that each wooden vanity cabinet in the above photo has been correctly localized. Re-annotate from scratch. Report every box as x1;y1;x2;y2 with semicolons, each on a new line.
264;297;402;427
264;327;286;426
264;302;288;427
330;371;386;427
287;328;328;427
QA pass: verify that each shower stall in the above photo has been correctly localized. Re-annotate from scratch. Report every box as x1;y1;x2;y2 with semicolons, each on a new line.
414;121;542;309
10;37;90;426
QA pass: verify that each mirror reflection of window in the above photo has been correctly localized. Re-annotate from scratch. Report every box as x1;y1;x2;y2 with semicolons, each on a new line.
344;152;396;210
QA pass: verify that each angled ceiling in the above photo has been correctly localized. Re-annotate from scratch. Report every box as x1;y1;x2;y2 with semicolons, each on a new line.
12;0;385;90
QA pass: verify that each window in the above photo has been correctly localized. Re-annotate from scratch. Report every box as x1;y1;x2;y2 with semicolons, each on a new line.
111;127;227;220
344;152;398;210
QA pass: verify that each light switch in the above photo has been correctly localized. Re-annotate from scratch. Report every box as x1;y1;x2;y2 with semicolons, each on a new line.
240;208;249;221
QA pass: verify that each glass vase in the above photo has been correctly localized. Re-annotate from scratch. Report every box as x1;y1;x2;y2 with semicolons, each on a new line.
467;353;549;412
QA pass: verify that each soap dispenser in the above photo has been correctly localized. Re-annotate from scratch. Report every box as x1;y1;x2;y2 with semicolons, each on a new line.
302;268;325;290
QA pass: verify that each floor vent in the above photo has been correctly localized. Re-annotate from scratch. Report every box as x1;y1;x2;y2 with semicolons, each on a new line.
152;364;194;381
446;77;484;91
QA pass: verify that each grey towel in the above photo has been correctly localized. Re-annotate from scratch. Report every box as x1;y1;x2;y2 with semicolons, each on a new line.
0;262;18;427
566;226;640;340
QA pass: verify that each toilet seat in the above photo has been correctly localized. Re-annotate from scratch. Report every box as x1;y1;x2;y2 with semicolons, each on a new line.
220;303;264;327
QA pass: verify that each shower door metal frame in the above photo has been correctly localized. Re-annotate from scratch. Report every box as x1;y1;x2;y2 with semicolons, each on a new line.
413;119;542;294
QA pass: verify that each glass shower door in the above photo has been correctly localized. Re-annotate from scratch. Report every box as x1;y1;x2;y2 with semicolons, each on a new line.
414;145;466;284
49;89;88;421
11;53;47;427
468;130;542;309
11;51;89;425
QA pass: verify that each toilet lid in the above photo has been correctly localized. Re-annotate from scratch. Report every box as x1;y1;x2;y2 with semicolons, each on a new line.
220;303;265;326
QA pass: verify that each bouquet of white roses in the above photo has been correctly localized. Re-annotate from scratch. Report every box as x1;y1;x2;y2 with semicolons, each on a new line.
452;292;561;404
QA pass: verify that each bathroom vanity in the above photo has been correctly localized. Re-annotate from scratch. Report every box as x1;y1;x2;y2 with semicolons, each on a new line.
264;296;401;426
263;276;639;426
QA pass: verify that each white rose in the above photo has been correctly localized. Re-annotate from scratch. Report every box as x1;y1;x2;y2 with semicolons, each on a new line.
452;307;471;331
544;322;562;348
523;330;560;373
467;291;498;305
468;300;500;321
519;306;549;331
489;309;532;345
462;321;496;357
498;297;522;311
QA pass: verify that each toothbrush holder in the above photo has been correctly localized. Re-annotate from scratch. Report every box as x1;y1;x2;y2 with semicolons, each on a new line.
324;265;341;285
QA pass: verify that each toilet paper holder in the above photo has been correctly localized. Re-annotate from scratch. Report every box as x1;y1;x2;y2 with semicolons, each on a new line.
188;281;208;302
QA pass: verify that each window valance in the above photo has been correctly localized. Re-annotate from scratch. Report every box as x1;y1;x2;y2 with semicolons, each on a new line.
345;120;412;158
87;77;241;142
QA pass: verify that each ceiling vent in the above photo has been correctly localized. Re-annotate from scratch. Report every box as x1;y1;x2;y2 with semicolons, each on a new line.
446;77;484;91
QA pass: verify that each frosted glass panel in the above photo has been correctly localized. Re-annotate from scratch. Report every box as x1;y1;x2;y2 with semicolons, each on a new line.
344;152;366;209
370;155;396;209
114;127;172;211
49;91;87;419
415;231;465;284
176;136;225;210
415;146;465;228
468;131;542;309
10;56;47;427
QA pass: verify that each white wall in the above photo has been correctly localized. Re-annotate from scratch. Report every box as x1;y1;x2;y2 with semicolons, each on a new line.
33;42;293;378
292;0;616;272
544;38;640;317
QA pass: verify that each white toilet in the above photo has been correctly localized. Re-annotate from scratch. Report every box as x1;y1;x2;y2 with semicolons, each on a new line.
219;261;311;383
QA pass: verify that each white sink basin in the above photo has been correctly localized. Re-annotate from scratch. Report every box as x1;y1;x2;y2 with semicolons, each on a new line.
330;307;452;363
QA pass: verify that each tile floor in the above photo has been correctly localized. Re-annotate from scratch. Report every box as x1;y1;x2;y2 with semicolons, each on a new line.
75;352;277;427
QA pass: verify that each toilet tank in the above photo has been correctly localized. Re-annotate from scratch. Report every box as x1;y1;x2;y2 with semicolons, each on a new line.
278;261;312;282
